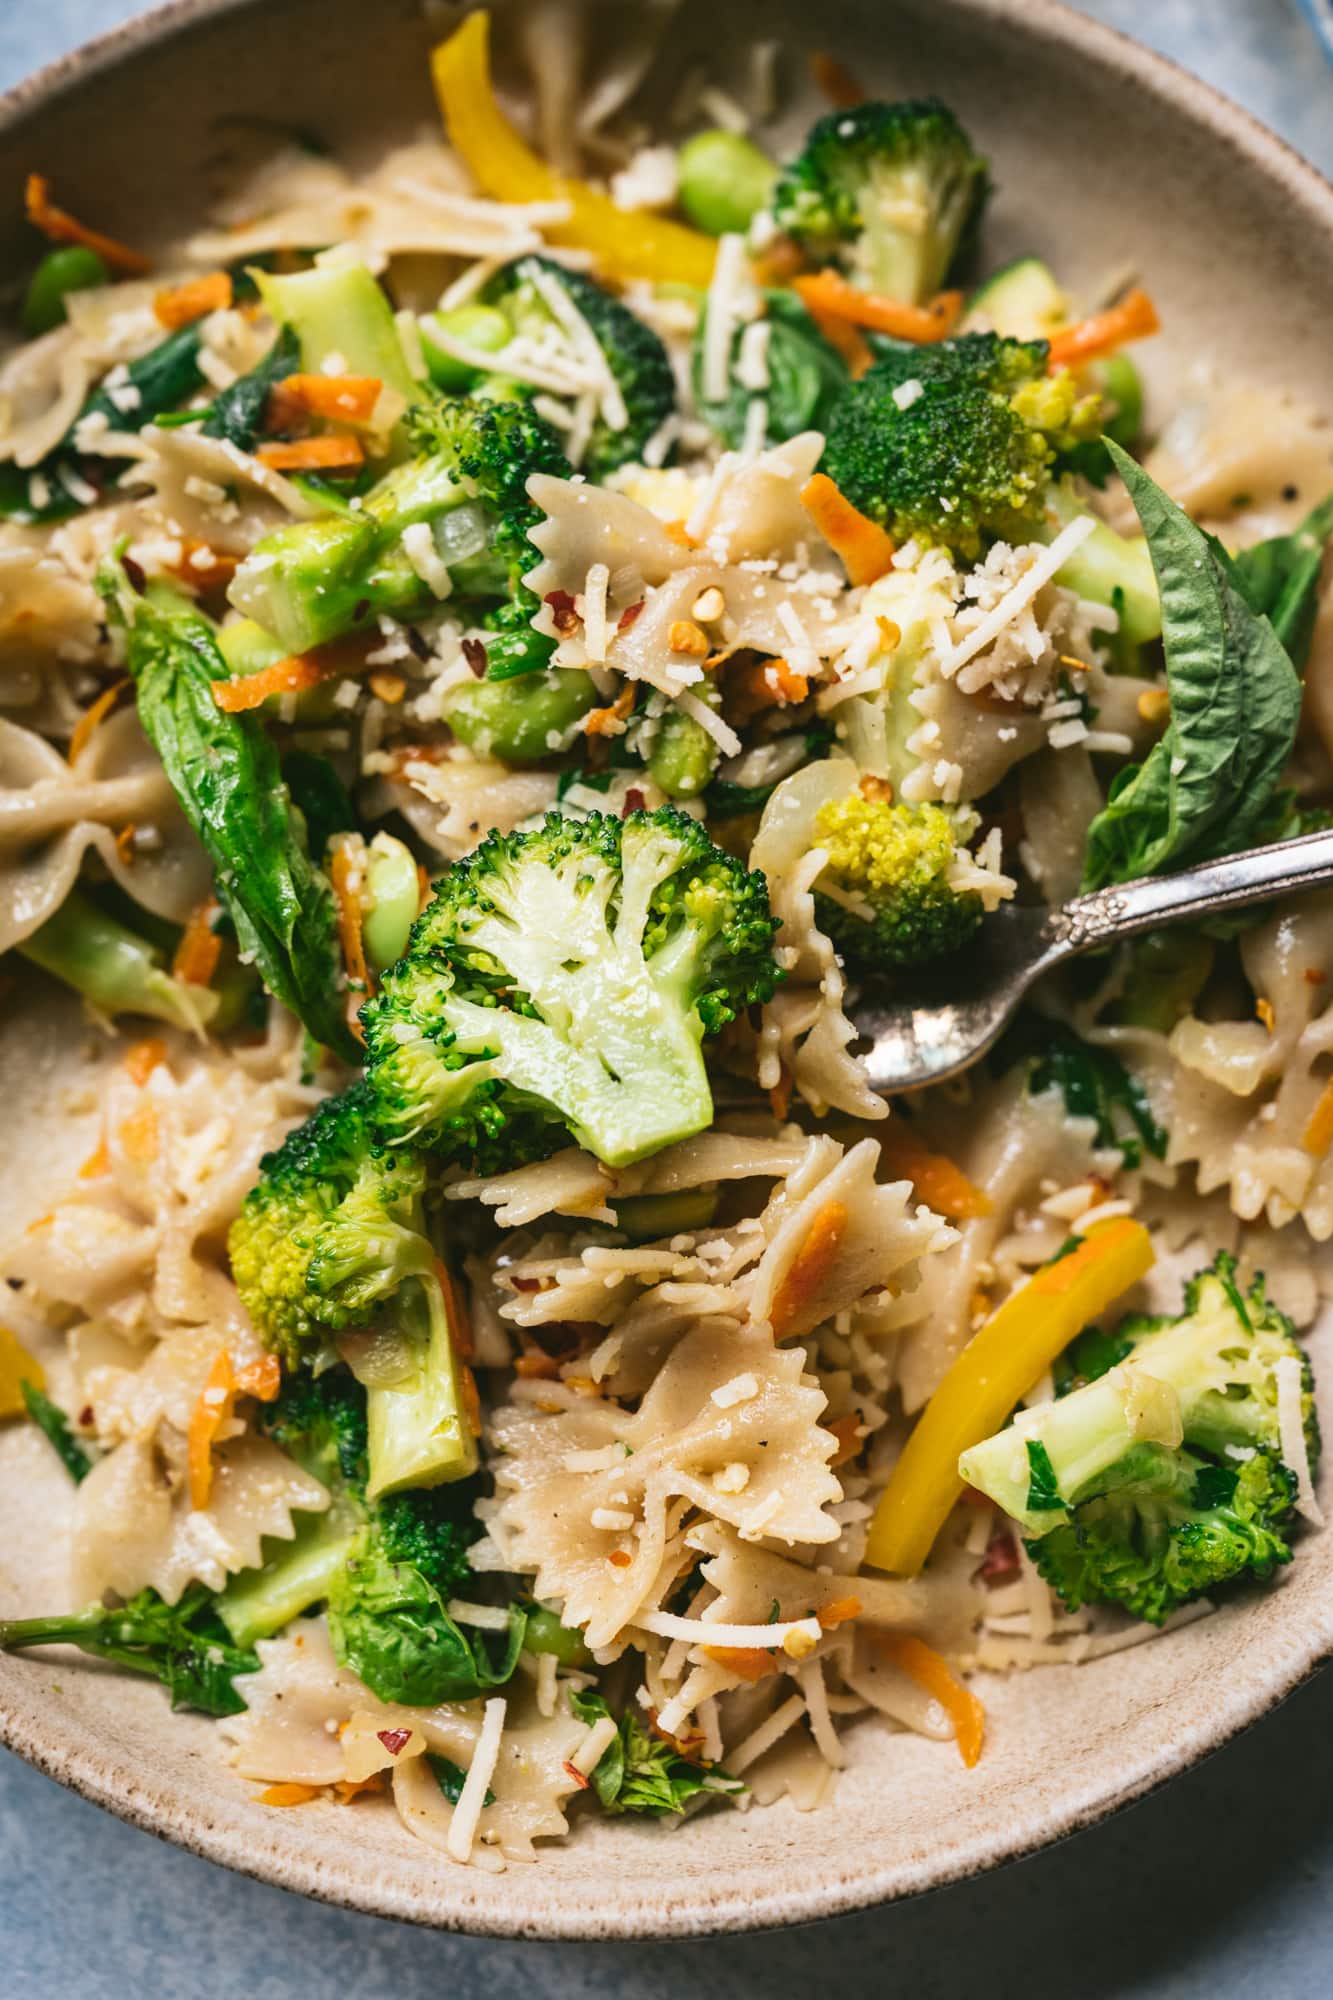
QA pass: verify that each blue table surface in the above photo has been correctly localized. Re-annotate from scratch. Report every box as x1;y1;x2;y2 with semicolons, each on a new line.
2;4;1331;1995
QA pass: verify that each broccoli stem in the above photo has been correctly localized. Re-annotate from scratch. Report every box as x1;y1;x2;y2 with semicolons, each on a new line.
364;1272;480;1499
216;1508;360;1648
19;888;218;1035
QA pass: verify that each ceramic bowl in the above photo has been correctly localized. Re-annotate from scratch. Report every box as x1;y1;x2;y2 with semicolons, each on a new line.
1;0;1332;1939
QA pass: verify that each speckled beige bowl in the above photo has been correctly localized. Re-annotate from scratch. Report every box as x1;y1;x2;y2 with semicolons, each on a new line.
2;0;1332;1940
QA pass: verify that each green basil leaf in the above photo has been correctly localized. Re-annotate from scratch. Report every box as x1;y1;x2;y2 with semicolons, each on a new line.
201;322;301;452
1226;492;1333;672
1029;1026;1167;1168
1082;441;1302;891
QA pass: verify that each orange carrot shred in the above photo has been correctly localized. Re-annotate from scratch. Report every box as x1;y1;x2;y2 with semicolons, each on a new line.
734;655;809;711
460;1364;483;1439
800;297;875;376
329;836;371;1039
825;1412;864;1468
258;1783;320;1808
271;373;384;427
436;1260;474;1363
800;472;896;586
235;1353;282;1402
67;678;130;765
878;1634;985;1768
24;173;151;276
1046;287;1160;371
188;1348;237;1511
704;1645;781;1683
584;685;636;736
114;823;138;867
514;1351;562;1380
172;899;222;988
809;50;866;107
875;1126;993;1220
1303;1077;1333;1158
77;1139;109;1180
1030;1216;1143;1299
333;1772;388;1804
767;1062;793;1122
793;270;962;344
255;434;364;473
153;270;233;330
118;1105;158;1163
817;1595;862;1631
124;1036;167;1085
770;1198;848;1337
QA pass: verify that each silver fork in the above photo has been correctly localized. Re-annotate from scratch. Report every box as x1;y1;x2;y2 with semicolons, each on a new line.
853;825;1333;1094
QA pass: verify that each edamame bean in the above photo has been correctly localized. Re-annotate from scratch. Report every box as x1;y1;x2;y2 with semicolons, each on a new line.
524;1606;592;1666
21;245;109;337
442;668;597;766
1101;353;1144;447
613;1190;719;1240
419;303;513;390
677;130;778;237
363;832;421;974
646;706;718;798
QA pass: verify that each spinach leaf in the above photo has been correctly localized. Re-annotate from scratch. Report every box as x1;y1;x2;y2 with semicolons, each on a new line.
1225;492;1333;673
0;1584;258;1716
0;323;206;524
114;577;355;1058
1029;1026;1167;1169
201;322;301;452
1081;441;1302;892
20;1381;93;1482
428;1753;495;1807
694;290;850;450
327;1542;525;1707
568;1690;744;1817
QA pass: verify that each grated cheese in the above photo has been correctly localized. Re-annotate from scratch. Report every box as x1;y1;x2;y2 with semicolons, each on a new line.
698;84;750;133
446;1599;514;1632
582;562;610;663
418;315;595;398
570;1713;620;1774
446;1696;506;1862
944;516;1096;676
637;1608;821;1651
712;1371;759;1408
1276;1354;1324;1524
736;319;773;393
701;234;751;405
676;686;743;758
401;522;453;599
525;260;628;433
726;1693;807;1774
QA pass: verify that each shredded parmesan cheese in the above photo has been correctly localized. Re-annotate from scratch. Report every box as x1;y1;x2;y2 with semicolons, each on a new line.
944;515;1096;676
1276;1354;1324;1525
446;1696;506;1862
638;1608;821;1651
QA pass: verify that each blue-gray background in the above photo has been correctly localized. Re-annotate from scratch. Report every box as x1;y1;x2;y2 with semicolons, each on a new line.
2;4;1331;1994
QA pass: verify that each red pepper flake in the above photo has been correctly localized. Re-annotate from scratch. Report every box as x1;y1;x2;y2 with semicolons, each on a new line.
544;589;580;636
617;600;645;632
462;637;488;678
981;1531;1019;1582
621;787;646;817
376;1727;413;1757
120;553;147;594
510;1274;543;1293
562;1760;591;1790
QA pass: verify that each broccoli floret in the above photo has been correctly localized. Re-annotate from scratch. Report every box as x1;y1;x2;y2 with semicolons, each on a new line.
811;791;984;970
771;98;989;304
822;332;1100;559
478;256;676;479
960;1254;1321;1624
227;396;568;676
361;806;782;1171
227;1084;478;1498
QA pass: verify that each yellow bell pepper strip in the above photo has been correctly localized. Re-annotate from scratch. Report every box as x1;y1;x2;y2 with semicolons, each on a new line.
430;13;717;288
0;1324;45;1420
877;1634;985;1768
864;1217;1154;1576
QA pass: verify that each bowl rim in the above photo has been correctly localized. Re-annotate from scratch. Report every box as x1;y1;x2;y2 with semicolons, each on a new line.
1;0;1332;1940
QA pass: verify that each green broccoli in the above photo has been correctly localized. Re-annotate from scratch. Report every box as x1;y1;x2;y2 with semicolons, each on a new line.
959;1254;1321;1624
475;256;676;479
811;789;985;970
227;1083;478;1498
18;887;218;1036
217;1369;517;1707
227;396;569;678
0;1584;258;1716
361;806;782;1171
693;290;850;451
822;332;1100;560
771;98;989;304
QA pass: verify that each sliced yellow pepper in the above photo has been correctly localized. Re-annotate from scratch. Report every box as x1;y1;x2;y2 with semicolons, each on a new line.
0;1324;45;1420
864;1217;1155;1576
430;13;718;289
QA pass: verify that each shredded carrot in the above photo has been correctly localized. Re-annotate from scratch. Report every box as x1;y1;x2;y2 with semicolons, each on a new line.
118;1104;159;1164
734;655;809;711
235;1352;282;1402
816;1595;862;1631
663;519;700;548
24;173;150;276
584;685;635;736
153;270;232;330
271;372;384;426
825;1412;864;1468
255;434;364;473
793;270;963;344
800;297;875;377
114;823;138;867
809;50;866;107
67;678;130;765
770;1198;848;1338
124;1037;167;1086
1046;287;1160;371
258;1783;320;1808
188;1348;237;1511
436;1259;474;1362
704;1645;781;1683
166;538;238;592
1303;1077;1333;1157
1306;969;1327;987
877;1635;985;1768
514;1351;562;1380
1256;996;1276;1034
333;1772;388;1804
749;237;806;288
172;899;222;988
800;472;896;586
768;1062;793;1122
460;1364;483;1439
213;633;367;713
77;1139;109;1180
329;836;372;1029
875;1126;993;1220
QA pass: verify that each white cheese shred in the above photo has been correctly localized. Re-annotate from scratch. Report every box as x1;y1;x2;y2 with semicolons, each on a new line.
637;1609;822;1650
1276;1353;1324;1525
944;515;1096;675
447;1696;507;1863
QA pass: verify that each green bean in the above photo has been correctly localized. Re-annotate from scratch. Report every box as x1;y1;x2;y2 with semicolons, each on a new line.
19;888;217;1034
21;246;109;338
442;668;597;765
418;303;513;390
613;1189;719;1240
646;705;718;798
363;832;420;974
677;130;778;237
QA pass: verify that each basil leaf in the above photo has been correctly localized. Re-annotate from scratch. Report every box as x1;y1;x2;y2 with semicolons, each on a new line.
202;322;300;452
694;290;849;450
1029;1026;1167;1169
567;1691;743;1817
1226;492;1333;672
117;579;355;1058
1081;441;1302;891
20;1381;93;1482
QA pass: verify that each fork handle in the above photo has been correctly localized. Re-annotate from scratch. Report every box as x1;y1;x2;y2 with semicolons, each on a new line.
1054;825;1333;956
